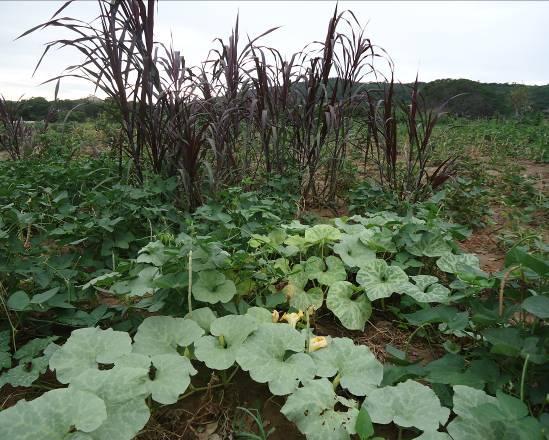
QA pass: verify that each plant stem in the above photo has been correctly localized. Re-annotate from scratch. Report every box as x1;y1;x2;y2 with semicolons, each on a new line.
499;265;520;317
0;281;17;350
187;249;193;316
520;354;530;403
305;308;311;352
178;366;240;401
332;373;341;390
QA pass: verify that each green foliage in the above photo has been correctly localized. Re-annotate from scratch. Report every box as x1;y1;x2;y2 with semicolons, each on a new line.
447;386;544;440
235;323;316;396
364;380;450;433
356;259;409;301
195;315;257;370
281;379;359;440
0;388;108;440
49;327;132;384
311;337;382;396
326;281;372;331
1;137;548;440
232;406;276;440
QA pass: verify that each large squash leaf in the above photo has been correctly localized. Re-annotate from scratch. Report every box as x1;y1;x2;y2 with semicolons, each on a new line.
236;323;316;395
132;316;204;356
447;385;544;440
245;306;273;324
185;307;217;332
333;233;376;268
403;275;450;303
304;224;341;245
406;233;451;258
68;365;150;440
281;378;359;440
0;388;107;440
49;327;132;384
311;337;382;396
114;353;196;404
283;263;324;311
356;259;409;301
195;315;257;370
1;339;59;387
192;270;236;304
436;254;480;274
305;256;346;286
326;281;371;331
364;380;450;432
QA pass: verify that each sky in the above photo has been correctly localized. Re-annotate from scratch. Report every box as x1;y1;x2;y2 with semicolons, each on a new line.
0;0;548;100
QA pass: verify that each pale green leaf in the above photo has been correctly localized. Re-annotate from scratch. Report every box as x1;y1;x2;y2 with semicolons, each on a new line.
192;270;236;304
290;287;324;311
407;233;451;258
356;259;408;301
360;228;397;253
403;275;450;303
185;307;217;332
0;356;50;387
15;337;59;361
87;398;149;440
68;365;150;440
447;386;543;440
111;266;159;297
311;337;382;396
69;365;149;403
281;378;359;440
333;234;376;268
364;380;450;432
326;281;371;331
136;241;170;266
452;385;497;419
236;323;316;395
306;256;346;286
287;263;308;288
113;353;196;404
245;306;273;324
133;316;204;356
436;254;480;274
147;354;196;404
195;315;257;370
0;388;107;439
304;224;341;245
49;328;132;383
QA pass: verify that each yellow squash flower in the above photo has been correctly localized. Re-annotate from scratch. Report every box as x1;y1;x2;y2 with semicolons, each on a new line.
308;336;329;352
281;310;304;328
271;310;280;323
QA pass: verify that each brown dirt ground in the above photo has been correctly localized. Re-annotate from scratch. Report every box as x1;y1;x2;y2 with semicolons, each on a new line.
459;223;506;274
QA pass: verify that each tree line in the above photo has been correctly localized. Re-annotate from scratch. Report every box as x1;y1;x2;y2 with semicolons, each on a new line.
5;78;547;123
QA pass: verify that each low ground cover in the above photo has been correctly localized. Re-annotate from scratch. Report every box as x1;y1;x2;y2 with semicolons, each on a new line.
0;135;547;439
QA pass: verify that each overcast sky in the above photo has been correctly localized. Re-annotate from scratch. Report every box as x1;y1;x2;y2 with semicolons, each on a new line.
1;1;547;100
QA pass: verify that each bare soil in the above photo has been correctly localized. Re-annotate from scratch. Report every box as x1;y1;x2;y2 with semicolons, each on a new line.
459;225;506;274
